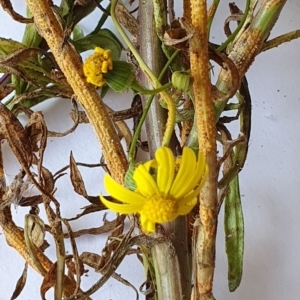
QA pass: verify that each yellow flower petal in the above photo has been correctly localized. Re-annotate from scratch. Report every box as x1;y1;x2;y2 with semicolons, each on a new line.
178;164;208;206
104;173;145;204
175;151;207;199
140;214;156;232
156;147;175;194
177;198;197;215
170;147;196;198
100;195;142;214
142;159;156;172
133;165;159;197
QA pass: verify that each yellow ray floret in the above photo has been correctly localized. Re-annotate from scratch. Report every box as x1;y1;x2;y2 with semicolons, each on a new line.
83;47;113;87
100;147;208;232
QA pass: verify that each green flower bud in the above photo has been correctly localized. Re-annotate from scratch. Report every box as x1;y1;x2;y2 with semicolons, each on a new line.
172;71;192;92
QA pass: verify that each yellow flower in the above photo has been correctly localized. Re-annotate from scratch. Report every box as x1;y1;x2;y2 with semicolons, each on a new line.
100;147;208;232
83;47;113;87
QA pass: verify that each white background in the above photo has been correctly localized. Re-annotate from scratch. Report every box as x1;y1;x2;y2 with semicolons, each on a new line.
0;0;300;299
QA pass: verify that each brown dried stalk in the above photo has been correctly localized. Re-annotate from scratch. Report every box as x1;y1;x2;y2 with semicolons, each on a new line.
24;0;128;185
187;1;218;299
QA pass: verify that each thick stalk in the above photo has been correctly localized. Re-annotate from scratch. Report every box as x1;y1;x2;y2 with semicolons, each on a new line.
25;0;128;184
215;0;287;120
189;0;218;299
139;1;191;299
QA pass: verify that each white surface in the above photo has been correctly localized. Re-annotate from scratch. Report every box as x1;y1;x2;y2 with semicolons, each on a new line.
0;1;300;299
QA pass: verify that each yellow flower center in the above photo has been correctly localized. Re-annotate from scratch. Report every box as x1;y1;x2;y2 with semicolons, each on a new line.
141;194;178;224
83;47;113;87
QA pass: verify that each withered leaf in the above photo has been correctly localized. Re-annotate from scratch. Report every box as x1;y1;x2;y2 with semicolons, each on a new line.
41;167;55;194
64;215;124;238
66;256;85;277
25;214;45;248
79;252;139;299
0;0;32;23
40;262;57;300
69;151;88;198
24;214;47;276
80;252;101;270
163;19;190;50
0;101;32;164
66;203;106;222
10;263;28;300
0;83;14;100
18;195;43;207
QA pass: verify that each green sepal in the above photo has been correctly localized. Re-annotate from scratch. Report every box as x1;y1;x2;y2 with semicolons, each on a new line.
124;163;137;191
103;61;135;93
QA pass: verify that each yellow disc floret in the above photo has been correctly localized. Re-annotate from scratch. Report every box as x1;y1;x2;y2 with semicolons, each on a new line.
83;47;113;87
141;194;178;224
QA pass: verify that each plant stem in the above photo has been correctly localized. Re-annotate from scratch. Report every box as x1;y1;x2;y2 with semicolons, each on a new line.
188;0;218;298
25;0;128;184
138;1;191;299
111;0;175;146
215;0;288;120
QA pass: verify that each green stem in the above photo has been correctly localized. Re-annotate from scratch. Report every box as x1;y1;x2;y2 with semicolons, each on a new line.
214;0;287;121
217;0;250;52
128;50;180;163
207;0;220;36
111;0;175;146
131;80;172;95
261;30;300;52
89;3;111;35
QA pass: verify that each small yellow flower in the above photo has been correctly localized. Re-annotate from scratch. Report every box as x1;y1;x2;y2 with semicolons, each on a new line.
83;47;113;87
100;147;208;232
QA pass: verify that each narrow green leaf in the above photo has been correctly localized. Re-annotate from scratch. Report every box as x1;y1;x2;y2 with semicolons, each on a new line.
224;174;244;292
60;0;74;17
0;38;26;56
22;7;43;47
72;25;84;41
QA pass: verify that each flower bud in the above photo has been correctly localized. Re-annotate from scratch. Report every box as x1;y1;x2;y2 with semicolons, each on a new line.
172;71;192;92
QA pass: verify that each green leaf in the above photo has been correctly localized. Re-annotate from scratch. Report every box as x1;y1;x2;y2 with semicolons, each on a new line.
224;174;244;292
60;0;74;17
72;29;122;60
22;7;43;47
103;61;135;93
72;25;84;41
0;38;26;56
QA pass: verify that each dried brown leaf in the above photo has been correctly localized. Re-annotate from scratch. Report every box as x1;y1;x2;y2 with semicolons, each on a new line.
40;262;57;300
66;203;106;222
47;99;79;137
64;214;125;238
63;219;84;295
0;83;14;100
70;151;88;198
10;263;28;300
0;0;32;23
0;101;32;164
18;195;43;207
